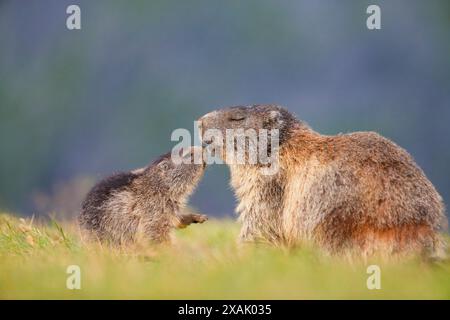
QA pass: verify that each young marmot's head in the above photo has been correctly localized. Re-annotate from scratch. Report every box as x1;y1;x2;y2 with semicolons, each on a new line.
198;105;300;165
145;146;205;200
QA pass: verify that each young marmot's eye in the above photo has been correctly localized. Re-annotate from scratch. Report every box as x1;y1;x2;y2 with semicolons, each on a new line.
159;162;170;170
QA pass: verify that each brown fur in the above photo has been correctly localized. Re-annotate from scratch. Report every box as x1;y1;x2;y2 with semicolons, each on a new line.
199;105;447;259
78;147;207;245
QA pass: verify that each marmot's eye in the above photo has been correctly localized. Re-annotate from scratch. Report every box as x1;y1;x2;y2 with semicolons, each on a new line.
159;162;170;170
229;114;246;121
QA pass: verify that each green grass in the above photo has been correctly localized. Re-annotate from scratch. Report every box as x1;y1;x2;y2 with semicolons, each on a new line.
0;213;449;299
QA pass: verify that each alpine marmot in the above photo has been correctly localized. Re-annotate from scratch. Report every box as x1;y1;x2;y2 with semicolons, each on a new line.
198;105;447;259
78;146;207;245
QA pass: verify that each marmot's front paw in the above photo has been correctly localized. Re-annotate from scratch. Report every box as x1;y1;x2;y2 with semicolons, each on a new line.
192;214;208;224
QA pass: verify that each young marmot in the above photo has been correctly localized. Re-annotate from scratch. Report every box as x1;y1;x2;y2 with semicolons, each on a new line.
198;105;447;259
78;146;207;245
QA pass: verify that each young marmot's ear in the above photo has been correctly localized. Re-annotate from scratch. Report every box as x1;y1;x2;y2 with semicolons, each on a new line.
263;110;283;129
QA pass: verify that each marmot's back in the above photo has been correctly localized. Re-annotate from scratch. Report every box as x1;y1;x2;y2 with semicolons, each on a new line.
332;131;444;227
78;172;139;239
310;131;447;257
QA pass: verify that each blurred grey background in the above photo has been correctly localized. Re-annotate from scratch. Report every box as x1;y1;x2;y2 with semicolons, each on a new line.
0;0;449;219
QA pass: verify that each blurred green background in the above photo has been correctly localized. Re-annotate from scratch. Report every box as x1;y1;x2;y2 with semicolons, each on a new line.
0;0;449;219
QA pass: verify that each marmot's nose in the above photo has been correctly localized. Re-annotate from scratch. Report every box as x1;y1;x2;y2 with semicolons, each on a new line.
201;140;213;148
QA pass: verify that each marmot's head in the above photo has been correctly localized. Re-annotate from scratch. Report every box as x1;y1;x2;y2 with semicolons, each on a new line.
146;146;205;199
198;105;300;165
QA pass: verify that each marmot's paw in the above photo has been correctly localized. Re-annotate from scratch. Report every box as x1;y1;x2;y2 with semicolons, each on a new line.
192;214;208;224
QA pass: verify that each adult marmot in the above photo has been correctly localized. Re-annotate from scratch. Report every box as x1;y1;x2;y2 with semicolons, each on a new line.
199;105;447;259
78;146;207;245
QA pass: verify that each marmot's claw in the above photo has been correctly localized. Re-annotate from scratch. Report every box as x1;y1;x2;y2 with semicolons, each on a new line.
192;214;208;223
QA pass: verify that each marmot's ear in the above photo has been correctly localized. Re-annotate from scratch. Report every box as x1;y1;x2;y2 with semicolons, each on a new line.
269;110;281;120
263;110;282;129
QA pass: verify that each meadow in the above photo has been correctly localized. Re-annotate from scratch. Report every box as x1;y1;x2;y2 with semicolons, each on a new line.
0;213;449;299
